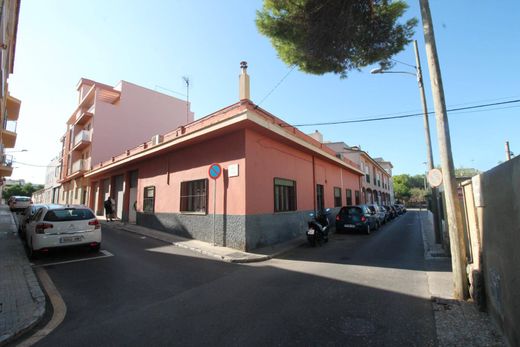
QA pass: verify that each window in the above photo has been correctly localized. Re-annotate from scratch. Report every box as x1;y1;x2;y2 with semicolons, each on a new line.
346;189;352;205
365;164;370;183
355;190;360;205
334;187;342;207
143;186;155;213
180;179;208;213
316;184;324;211
274;178;297;212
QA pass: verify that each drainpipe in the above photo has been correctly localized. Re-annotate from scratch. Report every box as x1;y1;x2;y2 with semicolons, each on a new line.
312;155;316;213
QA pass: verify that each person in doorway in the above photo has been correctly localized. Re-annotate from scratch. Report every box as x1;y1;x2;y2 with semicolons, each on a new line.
104;197;113;222
110;197;116;220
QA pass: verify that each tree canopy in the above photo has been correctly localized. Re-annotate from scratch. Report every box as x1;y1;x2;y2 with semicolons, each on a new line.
2;183;43;200
256;0;417;78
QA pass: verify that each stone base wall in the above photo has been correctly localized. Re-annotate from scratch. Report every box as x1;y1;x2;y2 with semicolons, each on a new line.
137;212;246;250
137;208;340;252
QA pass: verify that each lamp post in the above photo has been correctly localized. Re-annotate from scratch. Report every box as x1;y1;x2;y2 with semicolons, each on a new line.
371;40;442;244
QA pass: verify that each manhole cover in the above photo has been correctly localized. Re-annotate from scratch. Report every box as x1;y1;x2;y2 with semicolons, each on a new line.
340;317;377;336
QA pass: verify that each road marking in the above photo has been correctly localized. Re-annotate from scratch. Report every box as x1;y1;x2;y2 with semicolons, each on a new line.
17;268;67;347
33;250;114;268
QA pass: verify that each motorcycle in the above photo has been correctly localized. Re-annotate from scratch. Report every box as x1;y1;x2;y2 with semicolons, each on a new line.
306;208;331;246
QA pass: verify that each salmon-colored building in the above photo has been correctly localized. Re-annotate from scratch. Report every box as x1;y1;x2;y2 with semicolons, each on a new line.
57;78;193;208
0;0;21;180
326;142;394;205
85;64;364;251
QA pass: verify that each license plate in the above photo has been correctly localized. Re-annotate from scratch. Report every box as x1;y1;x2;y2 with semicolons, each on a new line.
60;235;83;243
344;224;355;228
307;229;315;235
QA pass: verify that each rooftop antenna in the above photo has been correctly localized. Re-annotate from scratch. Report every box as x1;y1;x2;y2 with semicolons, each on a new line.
182;76;190;124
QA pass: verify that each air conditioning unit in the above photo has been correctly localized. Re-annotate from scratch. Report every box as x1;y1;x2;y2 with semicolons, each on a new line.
151;134;164;146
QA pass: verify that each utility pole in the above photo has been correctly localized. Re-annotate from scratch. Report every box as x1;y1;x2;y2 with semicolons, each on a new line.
419;0;469;300
413;40;442;244
505;141;511;160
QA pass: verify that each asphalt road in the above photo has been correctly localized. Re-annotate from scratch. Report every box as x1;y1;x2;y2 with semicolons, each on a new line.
34;211;437;346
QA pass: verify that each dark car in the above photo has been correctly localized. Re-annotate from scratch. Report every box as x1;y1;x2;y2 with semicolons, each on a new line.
336;205;379;234
380;205;392;222
393;204;403;215
383;205;397;220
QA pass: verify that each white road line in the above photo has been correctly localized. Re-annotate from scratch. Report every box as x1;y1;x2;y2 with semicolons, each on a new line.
33;250;114;268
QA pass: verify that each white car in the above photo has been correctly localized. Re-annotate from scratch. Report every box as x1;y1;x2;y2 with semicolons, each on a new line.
8;196;32;212
25;204;102;258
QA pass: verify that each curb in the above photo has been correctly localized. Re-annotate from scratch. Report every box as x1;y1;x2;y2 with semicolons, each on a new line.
112;223;303;264
0;247;47;347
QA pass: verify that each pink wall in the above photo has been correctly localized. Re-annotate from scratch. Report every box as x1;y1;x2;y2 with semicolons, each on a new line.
131;131;246;215
90;81;194;167
244;129;361;214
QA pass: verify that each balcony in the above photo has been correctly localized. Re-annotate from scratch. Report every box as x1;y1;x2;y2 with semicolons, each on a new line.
1;120;17;148
72;130;91;151
6;96;21;121
74;107;94;126
0;154;14;177
68;158;91;179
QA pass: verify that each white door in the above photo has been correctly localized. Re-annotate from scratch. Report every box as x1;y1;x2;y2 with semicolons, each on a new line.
128;170;138;224
129;187;137;224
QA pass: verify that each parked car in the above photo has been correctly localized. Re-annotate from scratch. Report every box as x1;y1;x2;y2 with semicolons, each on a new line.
335;205;379;234
8;196;32;212
367;204;386;226
383;205;397;219
393;204;403;215
18;204;45;240
397;204;407;213
380;205;392;222
25;204;102;258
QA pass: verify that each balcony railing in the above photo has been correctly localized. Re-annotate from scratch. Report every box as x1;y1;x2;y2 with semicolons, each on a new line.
73;130;91;150
0;154;14;176
70;158;91;175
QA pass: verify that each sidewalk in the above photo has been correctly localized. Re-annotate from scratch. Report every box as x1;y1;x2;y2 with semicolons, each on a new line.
417;209;504;346
0;205;45;346
101;217;306;263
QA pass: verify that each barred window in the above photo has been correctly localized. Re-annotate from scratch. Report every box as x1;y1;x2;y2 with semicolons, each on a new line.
334;187;342;207
180;179;208;213
346;189;352;205
143;186;155;213
355;190;360;205
274;178;296;212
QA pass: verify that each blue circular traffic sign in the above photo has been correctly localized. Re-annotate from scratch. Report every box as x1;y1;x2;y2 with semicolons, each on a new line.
208;163;222;179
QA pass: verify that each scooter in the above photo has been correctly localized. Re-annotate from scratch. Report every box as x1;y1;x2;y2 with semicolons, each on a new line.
306;208;331;246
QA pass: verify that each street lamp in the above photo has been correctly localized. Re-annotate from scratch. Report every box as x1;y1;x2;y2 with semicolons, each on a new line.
371;40;442;244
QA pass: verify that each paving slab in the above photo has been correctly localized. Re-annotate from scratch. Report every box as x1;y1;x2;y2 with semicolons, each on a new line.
0;205;46;346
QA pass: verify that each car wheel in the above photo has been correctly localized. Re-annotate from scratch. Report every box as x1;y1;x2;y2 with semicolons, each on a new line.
366;224;371;235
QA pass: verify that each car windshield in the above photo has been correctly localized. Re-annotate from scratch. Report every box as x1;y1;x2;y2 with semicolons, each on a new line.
44;208;95;222
340;207;362;215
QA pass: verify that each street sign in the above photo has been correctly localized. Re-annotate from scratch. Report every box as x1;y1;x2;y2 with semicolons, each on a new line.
208;163;222;180
427;168;443;187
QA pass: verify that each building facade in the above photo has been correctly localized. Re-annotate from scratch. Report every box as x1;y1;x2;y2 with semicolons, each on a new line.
57;78;194;208
0;0;21;181
326;143;394;205
374;157;395;204
83;65;364;251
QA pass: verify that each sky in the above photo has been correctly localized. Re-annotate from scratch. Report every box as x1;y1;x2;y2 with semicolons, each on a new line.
8;0;520;184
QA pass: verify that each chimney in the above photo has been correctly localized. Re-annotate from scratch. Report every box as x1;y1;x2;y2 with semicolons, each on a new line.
239;61;250;100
